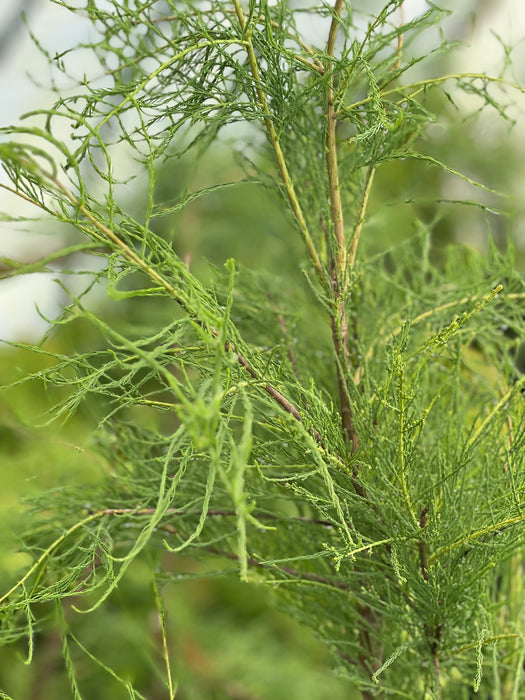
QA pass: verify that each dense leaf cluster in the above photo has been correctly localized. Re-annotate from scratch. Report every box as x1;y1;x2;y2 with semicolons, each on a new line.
0;1;524;698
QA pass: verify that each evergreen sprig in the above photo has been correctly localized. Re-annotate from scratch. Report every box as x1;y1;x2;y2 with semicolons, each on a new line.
1;1;524;698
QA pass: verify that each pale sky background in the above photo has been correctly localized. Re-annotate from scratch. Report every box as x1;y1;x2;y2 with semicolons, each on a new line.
0;0;524;341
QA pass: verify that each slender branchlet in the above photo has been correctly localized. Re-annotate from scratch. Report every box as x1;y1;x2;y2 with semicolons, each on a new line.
394;2;405;72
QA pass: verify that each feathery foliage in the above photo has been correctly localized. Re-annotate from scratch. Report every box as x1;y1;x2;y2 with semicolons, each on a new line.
1;1;524;698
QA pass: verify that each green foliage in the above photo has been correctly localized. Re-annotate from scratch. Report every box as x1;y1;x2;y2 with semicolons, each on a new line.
1;1;524;698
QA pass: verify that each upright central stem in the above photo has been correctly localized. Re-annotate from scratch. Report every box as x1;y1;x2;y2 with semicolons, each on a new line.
326;0;346;281
325;0;358;454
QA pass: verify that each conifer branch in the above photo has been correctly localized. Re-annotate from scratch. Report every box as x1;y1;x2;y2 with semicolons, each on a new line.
346;73;525;112
139;10;325;74
4;164;331;450
231;0;325;284
1;3;524;695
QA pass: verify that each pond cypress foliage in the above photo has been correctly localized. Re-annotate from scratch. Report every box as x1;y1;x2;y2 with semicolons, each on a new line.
0;1;524;698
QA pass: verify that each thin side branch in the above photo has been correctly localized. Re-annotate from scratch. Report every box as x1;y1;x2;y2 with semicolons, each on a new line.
5;167;334;461
159;523;352;591
348;165;375;268
394;2;405;71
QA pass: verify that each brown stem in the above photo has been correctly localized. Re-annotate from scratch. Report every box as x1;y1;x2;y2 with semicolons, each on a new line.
429;623;444;700
326;0;346;283
330;312;359;453
433;652;443;700
361;690;375;700
228;340;324;446
394;3;405;71
159;525;352;591
418;505;430;582
325;0;359;454
325;8;379;694
97;506;335;530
